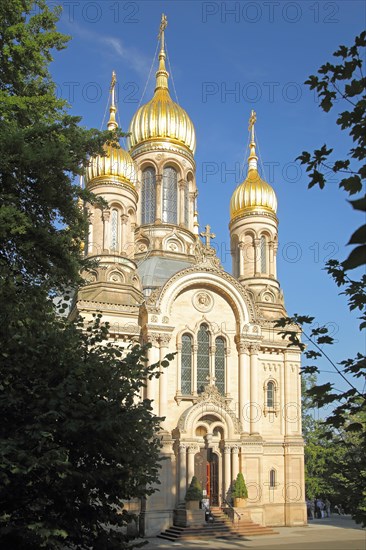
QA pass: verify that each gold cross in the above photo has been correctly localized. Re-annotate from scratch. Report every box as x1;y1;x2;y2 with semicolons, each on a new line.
248;109;256;132
110;70;116;92
200;224;215;247
158;13;168;40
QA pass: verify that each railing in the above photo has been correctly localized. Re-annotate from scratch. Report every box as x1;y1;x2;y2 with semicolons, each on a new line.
222;498;241;521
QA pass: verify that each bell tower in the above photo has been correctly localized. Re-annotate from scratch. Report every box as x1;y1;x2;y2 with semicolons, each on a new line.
127;15;199;265
229;111;283;312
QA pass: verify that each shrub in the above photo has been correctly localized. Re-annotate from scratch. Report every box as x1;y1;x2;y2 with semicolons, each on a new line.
185;476;203;501
232;473;248;499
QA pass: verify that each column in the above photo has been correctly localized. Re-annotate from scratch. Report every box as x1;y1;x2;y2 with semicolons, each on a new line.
178;180;185;226
280;354;285;436
236;338;250;433
103;210;110;252
254;238;261;275
146;336;160;415
232;445;239;481
189;191;196;232
176;342;182;396
179;443;187;502
187;445;196;485
284;351;290;437
87;211;94;255
238;242;244;278
269;242;274;277
155;175;162;223
223;445;231;498
296;362;302;434
250;344;260;434
159;335;171;421
192;344;198;395
120;213;128;255
209;344;216;386
273;243;278;279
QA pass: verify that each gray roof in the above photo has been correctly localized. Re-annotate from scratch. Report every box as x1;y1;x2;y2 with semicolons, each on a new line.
137;256;193;289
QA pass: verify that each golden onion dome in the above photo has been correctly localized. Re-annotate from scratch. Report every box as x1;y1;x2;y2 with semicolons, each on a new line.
230;110;277;220
127;16;196;155
85;71;137;187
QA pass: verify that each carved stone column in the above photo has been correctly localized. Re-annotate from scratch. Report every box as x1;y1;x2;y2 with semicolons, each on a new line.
146;335;160;415
187;445;197;485
176;342;182;396
102;210;110;252
155;175;162;223
223;445;231;497
178;180;186;226
159;334;171;421
209;344;216;387
120;213;128;255
231;445;239;481
250;344;261;434
179;443;187;502
189;191;196;232
269;241;275;277
254;238;261;276
87;211;94;255
236;337;250;434
192;344;198;395
238;242;244;278
273;242;278;279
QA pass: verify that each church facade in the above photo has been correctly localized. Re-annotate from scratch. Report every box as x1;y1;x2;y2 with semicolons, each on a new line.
71;16;306;536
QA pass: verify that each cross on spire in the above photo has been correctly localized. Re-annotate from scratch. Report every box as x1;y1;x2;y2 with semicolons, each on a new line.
158;13;168;48
248;109;256;141
200;224;215;247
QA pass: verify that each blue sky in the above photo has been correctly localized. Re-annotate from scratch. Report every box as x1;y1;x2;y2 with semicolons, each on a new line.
50;0;365;404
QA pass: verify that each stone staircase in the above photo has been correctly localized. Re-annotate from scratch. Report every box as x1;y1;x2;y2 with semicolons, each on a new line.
157;507;279;542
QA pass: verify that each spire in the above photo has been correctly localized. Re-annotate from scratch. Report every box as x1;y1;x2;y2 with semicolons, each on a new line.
247;109;258;172
107;70;118;131
155;13;169;91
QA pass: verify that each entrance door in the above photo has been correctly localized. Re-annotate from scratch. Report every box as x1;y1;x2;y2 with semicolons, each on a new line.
194;448;219;506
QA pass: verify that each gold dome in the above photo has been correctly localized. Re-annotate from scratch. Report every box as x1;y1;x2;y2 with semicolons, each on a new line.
85;71;137;187
85;143;137;187
230;110;277;220
127;17;196;155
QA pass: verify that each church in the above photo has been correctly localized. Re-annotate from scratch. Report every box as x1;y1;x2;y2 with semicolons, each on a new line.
71;15;306;536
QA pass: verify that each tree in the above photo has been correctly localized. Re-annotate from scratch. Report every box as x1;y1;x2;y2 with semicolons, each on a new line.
0;1;170;548
231;473;248;499
185;477;203;502
276;30;366;525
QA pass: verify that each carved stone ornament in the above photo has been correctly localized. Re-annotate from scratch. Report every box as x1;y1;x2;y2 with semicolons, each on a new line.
192;291;214;313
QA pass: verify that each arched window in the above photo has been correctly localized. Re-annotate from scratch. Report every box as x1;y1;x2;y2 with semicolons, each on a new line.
215;337;225;395
162;166;178;223
269;469;276;488
181;334;192;395
110;208;119;251
267;381;275;408
141;167;156;224
260;235;267;273
197;324;210;394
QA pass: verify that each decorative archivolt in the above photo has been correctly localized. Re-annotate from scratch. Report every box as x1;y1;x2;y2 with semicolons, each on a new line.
148;267;257;325
177;385;242;438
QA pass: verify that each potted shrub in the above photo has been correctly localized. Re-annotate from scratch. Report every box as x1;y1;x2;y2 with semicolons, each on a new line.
232;472;248;507
185;476;203;510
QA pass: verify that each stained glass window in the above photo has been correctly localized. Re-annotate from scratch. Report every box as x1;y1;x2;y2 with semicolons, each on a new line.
184;183;189;227
181;334;192;395
267;381;274;408
260;235;267;273
215;337;225;395
162;166;178;223
270;469;276;488
142;167;156;224
110;209;118;251
197;324;209;394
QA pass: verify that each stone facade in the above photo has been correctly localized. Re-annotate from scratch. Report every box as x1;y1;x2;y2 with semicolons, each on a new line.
70;18;306;536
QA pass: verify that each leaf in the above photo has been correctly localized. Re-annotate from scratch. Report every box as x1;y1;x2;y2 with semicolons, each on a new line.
348;225;366;245
349;196;366;212
342;245;366;270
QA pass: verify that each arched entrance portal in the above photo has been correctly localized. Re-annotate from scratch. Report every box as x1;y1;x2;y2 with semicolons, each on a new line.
194;448;219;505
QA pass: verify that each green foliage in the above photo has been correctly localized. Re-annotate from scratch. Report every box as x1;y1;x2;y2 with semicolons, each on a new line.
232;473;248;499
278;30;366;527
0;0;122;291
0;1;171;548
185;476;203;501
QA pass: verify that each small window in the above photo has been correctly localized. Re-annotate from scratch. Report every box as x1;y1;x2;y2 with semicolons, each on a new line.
197;324;210;394
181;334;192;395
215;337;225;395
142;167;156;224
162;166;178;224
270;469;276;488
267;381;275;408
